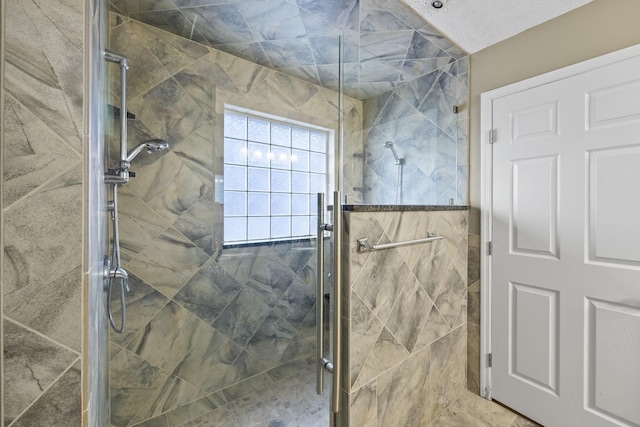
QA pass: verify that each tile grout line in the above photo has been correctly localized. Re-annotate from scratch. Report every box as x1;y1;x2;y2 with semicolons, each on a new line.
3;316;81;356
6;355;81;427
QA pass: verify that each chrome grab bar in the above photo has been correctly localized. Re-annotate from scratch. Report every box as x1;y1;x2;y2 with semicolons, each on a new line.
315;192;343;414
356;232;443;252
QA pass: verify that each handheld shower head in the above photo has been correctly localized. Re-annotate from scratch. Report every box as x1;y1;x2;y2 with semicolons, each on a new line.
126;139;169;163
384;141;403;165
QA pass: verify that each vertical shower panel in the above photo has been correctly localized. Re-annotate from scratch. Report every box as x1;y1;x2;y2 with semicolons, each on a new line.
106;14;357;426
357;61;469;206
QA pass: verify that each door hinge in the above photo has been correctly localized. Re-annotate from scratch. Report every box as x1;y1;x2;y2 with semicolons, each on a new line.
487;353;493;367
487;241;493;255
488;129;497;144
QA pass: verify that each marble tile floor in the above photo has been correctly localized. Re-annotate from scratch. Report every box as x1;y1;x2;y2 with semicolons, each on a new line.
431;390;542;427
181;363;330;427
180;370;541;427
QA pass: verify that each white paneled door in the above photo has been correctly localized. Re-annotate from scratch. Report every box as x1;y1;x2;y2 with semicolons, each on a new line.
489;50;640;426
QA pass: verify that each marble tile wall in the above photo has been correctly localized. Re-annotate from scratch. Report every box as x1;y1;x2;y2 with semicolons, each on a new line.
107;0;470;207
107;15;362;426
356;59;469;205
2;0;84;425
343;209;469;426
107;0;466;101
467;232;481;395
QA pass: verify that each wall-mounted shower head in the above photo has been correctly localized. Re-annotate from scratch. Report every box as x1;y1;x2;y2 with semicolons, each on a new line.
384;141;403;165
126;139;169;163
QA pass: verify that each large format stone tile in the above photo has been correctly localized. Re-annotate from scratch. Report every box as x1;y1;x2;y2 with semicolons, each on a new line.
128;77;210;148
244;312;299;369
432;265;467;329
272;275;316;330
349;292;384;389
5;0;84;151
430;324;467;421
414;302;451;350
128;375;203;425
130;19;209;75
349;380;377;427
110;350;170;426
450;390;517;427
109;273;169;348
238;0;307;42
3;95;80;207
125;151;210;225
467;323;481;394
468;279;481;326
109;21;171;99
181;4;256;45
125;227;209;299
376;347;431;427
212;286;272;347
173;189;215;256
511;415;543;427
126;301;217;373
171;331;247;394
353;327;410;389
116;187;170;263
173;257;243;325
11;361;81;427
3;320;78;425
3;168;82;351
385;273;434;353
353;240;410;323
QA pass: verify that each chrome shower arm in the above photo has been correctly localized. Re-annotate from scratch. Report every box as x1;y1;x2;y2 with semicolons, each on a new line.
126;139;169;163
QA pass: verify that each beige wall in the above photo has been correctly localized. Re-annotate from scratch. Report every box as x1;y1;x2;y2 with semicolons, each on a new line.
468;0;640;233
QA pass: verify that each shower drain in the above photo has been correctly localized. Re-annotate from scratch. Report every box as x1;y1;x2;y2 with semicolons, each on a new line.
268;418;286;427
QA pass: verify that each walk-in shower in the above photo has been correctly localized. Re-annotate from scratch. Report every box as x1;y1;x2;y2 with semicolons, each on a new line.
98;1;469;426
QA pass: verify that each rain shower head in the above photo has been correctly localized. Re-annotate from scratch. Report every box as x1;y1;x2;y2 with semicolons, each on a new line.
384;141;403;165
126;139;169;163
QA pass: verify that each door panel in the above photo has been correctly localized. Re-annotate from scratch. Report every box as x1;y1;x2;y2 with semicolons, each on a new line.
491;51;640;427
511;101;559;142
588;145;640;266
586;299;640;426
511;155;559;258
510;282;559;395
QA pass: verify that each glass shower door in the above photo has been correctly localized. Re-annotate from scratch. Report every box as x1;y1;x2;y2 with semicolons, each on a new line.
104;7;346;425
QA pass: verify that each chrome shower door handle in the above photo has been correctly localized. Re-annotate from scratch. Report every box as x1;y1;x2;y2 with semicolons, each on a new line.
315;192;343;414
316;193;325;395
331;190;342;414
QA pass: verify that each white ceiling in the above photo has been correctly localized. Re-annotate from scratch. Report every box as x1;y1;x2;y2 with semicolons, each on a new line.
401;0;594;53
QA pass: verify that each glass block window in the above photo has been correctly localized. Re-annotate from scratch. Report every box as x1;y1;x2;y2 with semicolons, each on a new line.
223;109;328;244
